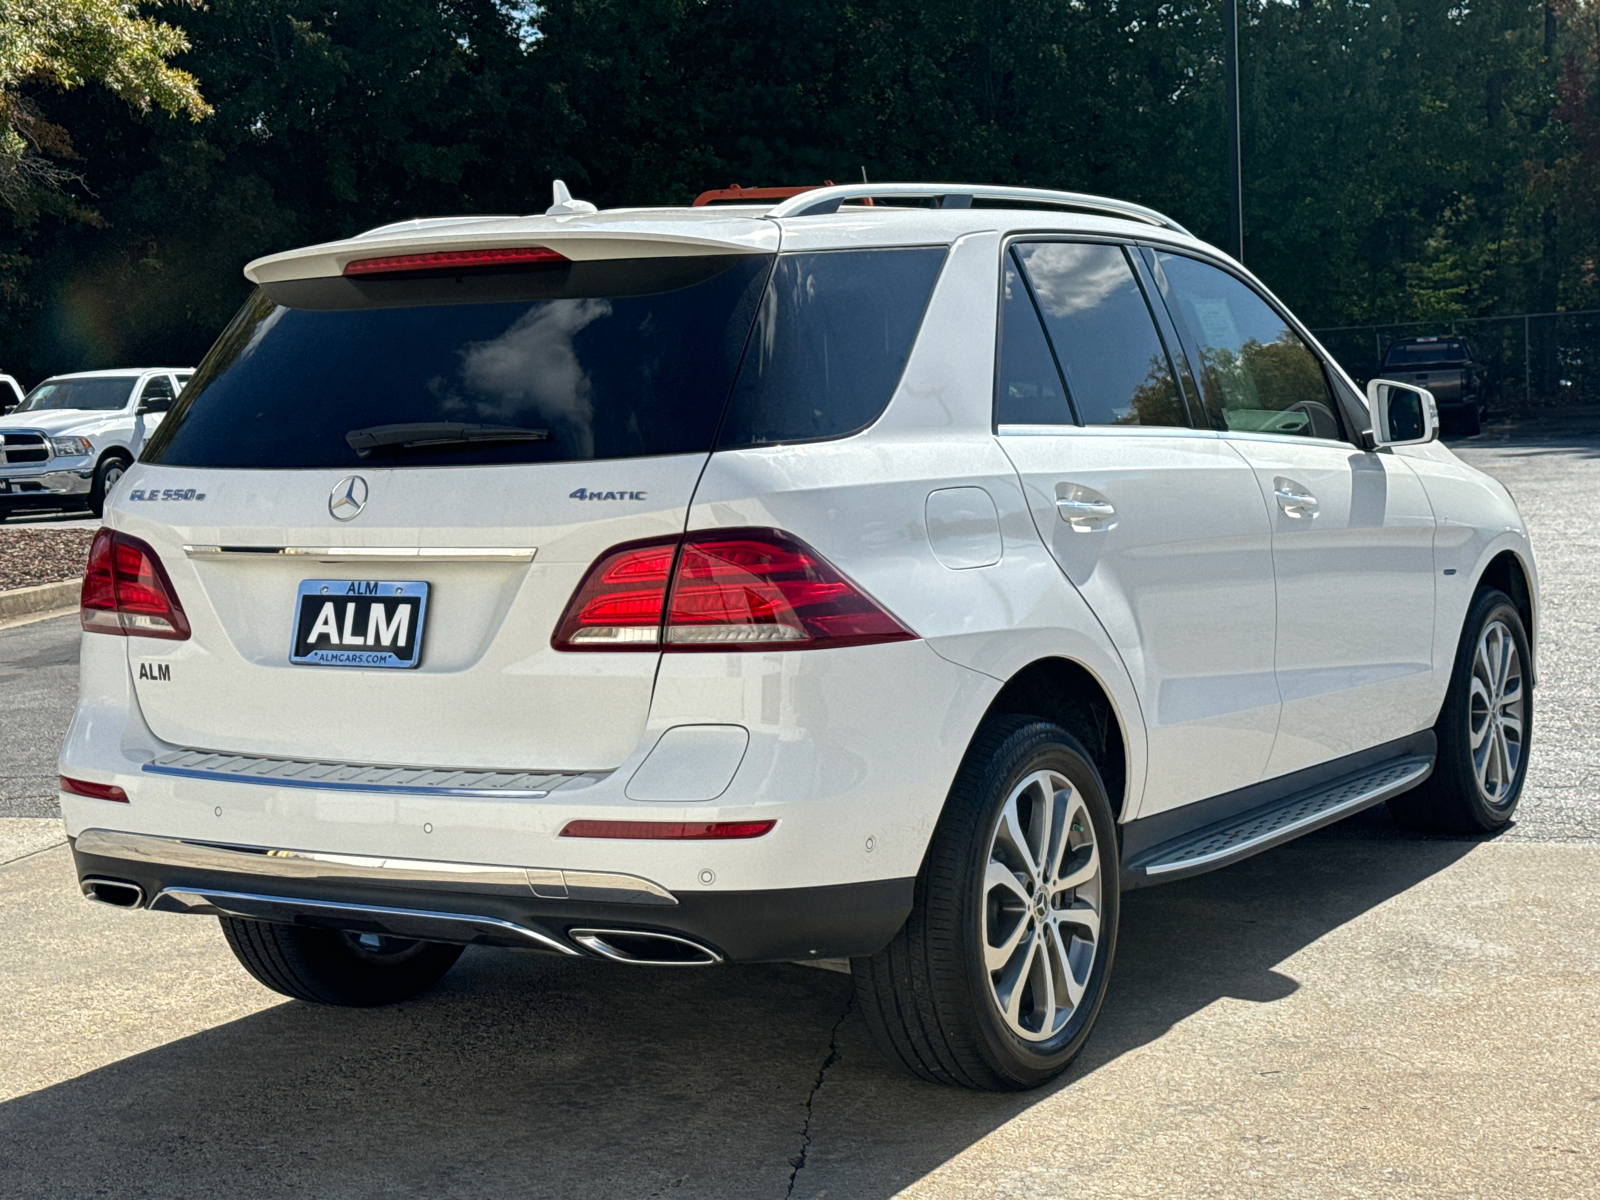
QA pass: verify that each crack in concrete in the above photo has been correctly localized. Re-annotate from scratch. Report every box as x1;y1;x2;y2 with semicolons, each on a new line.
785;993;852;1199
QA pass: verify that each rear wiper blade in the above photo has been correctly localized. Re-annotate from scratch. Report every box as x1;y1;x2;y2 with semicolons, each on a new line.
345;422;551;456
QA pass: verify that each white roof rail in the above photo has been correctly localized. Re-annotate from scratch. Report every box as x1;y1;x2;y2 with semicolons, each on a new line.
764;182;1192;237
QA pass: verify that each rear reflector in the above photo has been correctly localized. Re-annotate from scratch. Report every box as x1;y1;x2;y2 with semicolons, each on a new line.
342;247;568;276
559;820;776;840
551;528;915;652
81;529;190;640
60;776;129;803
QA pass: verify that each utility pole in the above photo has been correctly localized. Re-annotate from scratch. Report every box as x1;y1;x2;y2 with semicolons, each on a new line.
1224;0;1243;262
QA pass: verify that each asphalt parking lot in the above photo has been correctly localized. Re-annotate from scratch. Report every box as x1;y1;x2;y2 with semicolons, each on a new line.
1;424;1597;1197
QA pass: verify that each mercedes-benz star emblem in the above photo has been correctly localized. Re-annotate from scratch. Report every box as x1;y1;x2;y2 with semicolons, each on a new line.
329;475;369;521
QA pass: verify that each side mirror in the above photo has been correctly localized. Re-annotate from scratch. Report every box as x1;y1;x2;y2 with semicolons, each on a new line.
138;396;171;415
1367;379;1437;448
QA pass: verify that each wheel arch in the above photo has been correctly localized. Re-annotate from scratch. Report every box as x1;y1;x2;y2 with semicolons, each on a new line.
95;444;134;470
1475;548;1536;684
978;657;1130;823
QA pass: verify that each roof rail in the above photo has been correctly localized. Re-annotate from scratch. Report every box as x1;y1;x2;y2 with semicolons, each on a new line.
764;183;1192;237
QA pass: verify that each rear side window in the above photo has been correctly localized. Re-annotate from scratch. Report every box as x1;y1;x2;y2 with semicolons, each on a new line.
1012;242;1187;428
143;256;772;469
716;247;947;448
995;250;1072;425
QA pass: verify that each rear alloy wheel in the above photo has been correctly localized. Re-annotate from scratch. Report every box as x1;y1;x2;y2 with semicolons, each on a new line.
852;717;1119;1090
219;917;464;1006
1390;587;1531;833
87;455;129;518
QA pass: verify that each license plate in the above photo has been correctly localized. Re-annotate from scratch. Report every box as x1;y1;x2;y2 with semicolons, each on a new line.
290;580;429;669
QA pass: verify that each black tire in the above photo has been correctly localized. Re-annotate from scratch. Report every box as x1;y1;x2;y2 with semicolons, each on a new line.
1459;405;1482;436
1390;587;1531;833
87;454;130;518
219;918;464;1006
851;716;1120;1091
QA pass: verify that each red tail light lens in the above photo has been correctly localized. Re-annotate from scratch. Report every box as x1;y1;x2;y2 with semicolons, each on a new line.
81;529;190;640
552;528;915;652
343;247;568;276
59;775;129;802
666;531;915;650
559;819;776;840
551;537;679;649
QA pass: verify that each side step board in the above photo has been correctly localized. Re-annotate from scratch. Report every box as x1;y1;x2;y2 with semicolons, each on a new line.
1124;753;1434;886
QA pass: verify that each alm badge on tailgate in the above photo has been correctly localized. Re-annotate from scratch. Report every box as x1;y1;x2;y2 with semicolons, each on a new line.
291;580;429;669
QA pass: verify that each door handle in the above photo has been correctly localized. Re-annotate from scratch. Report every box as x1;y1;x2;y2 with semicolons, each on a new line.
1054;485;1116;531
1273;477;1319;518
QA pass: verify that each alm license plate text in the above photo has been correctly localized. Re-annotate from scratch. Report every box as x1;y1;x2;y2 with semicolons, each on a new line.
291;580;429;669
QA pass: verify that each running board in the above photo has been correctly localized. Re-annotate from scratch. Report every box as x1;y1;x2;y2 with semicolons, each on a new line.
1124;754;1434;886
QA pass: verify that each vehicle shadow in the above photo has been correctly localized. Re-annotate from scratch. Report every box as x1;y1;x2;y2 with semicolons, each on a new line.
0;817;1480;1200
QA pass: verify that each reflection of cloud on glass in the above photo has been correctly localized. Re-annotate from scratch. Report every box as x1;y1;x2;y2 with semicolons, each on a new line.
457;299;612;454
1020;244;1128;317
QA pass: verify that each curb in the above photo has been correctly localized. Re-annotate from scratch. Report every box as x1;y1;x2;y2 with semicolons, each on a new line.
0;579;81;621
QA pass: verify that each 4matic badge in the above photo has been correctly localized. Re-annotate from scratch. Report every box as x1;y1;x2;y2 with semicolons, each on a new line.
570;488;647;501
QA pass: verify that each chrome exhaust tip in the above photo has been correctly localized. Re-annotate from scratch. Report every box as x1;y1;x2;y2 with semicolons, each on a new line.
570;928;723;966
80;877;146;909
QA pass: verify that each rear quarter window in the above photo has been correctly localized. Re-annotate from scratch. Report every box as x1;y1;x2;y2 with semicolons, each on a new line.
715;247;948;448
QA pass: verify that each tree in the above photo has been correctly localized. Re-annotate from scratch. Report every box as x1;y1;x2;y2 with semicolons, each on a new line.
0;0;211;215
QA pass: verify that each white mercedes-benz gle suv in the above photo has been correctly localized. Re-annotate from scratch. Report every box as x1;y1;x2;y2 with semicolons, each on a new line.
59;183;1536;1091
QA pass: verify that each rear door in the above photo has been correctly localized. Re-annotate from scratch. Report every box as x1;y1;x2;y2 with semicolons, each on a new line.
121;249;773;771
995;240;1281;817
1144;248;1438;777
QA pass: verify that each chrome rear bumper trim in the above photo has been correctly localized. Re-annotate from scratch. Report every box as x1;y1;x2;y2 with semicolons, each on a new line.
150;887;580;954
141;750;604;799
75;828;677;906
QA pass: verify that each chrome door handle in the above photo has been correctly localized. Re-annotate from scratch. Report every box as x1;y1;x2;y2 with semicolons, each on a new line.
1055;498;1117;520
1273;477;1318;518
1054;486;1117;531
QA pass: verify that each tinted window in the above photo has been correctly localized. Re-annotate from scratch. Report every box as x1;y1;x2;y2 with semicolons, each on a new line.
16;378;134;413
143;256;772;469
996;249;1072;425
1383;341;1469;366
716;247;947;447
1014;242;1186;428
1155;252;1341;440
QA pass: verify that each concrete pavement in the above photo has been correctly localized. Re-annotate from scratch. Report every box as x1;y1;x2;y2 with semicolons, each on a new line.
0;833;1594;1198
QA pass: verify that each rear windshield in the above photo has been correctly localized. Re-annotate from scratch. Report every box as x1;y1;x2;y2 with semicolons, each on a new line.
144;247;948;469
143;256;773;469
16;378;134;413
1383;341;1469;365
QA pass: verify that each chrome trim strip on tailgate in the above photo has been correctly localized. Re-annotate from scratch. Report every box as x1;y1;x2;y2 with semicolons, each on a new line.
149;887;581;954
141;750;604;799
183;545;536;562
75;828;678;906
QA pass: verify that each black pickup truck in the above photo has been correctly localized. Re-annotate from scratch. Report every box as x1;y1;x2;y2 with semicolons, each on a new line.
1379;337;1487;435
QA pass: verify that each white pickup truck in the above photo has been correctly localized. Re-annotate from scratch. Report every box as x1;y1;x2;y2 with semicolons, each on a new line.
0;368;193;519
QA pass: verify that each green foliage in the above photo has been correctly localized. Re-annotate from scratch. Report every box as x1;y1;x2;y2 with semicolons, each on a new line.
1;0;1598;386
0;0;210;213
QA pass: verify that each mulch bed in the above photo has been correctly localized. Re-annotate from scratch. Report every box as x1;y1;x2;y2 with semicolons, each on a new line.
0;528;95;591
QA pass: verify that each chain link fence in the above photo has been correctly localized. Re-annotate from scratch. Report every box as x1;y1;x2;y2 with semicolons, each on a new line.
1312;309;1600;413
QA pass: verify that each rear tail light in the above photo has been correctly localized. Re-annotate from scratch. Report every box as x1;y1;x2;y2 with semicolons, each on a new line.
559;819;776;839
81;529;190;640
551;528;915;652
342;247;568;276
59;776;129;802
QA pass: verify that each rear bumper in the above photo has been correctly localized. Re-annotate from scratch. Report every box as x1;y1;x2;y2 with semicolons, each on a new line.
70;830;912;962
